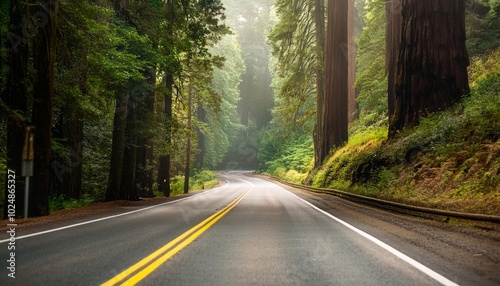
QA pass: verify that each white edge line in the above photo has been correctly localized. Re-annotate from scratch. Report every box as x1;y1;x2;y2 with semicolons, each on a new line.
0;182;228;244
282;187;460;286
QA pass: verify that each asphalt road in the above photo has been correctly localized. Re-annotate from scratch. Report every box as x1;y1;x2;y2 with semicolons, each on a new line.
1;171;498;285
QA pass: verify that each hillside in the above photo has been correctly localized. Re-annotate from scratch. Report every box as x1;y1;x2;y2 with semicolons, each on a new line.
265;48;500;215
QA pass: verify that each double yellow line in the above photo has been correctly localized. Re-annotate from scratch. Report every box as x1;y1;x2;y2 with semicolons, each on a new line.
101;189;251;286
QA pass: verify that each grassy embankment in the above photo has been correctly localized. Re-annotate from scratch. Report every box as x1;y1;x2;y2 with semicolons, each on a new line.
267;49;500;215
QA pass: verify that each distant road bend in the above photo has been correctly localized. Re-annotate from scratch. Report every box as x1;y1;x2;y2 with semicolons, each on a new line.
1;171;499;285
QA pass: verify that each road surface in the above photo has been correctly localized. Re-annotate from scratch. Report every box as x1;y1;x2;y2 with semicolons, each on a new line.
1;171;499;285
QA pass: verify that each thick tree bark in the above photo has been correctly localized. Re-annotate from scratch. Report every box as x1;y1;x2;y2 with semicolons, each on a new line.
31;0;58;216
3;0;29;218
105;91;128;201
320;0;349;164
389;0;470;137
158;73;173;197
314;0;325;168
386;0;402;124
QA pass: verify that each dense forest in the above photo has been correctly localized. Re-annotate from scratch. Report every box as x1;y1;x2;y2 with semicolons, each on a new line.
1;0;499;218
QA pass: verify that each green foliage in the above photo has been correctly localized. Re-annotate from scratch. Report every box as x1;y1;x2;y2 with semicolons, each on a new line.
205;34;246;168
86;18;157;89
192;170;218;189
81;118;113;202
354;0;388;130
168;170;218;196
268;0;317;130
259;129;313;181
169;176;186;196
49;194;95;212
466;0;500;56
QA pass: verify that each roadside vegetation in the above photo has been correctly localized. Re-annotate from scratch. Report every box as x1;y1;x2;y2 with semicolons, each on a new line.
260;0;500;215
48;170;218;212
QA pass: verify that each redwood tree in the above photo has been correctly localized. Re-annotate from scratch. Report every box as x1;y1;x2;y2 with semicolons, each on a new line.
389;0;470;137
3;0;29;218
320;0;349;164
31;0;59;216
386;0;402;124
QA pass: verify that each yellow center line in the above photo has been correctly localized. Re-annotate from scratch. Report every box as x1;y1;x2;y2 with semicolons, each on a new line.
101;189;251;286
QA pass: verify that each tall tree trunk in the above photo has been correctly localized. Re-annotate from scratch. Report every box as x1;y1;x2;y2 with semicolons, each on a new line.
3;0;29;218
314;0;325;168
64;114;83;199
158;73;173;197
320;0;349;164
31;0;58;217
120;98;138;201
105;91;128;201
386;0;402;125
106;0;134;201
184;86;193;194
389;0;470;137
136;68;155;198
158;0;174;197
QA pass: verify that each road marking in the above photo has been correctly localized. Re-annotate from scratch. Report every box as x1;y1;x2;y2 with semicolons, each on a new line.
281;187;460;286
0;184;227;244
101;188;252;286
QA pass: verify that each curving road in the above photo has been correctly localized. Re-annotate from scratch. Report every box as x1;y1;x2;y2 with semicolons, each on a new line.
1;171;498;285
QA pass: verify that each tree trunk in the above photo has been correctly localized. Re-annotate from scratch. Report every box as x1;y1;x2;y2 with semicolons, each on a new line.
65;115;83;200
3;0;29;218
386;0;402;124
158;73;173;197
320;0;349;164
136;68;155;198
158;0;174;197
389;0;470;137
106;0;133;201
31;0;58;217
120;98;138;201
105;91;128;201
183;87;193;194
314;0;325;168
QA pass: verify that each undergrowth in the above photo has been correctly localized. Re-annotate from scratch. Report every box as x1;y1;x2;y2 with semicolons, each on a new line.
50;194;95;212
168;170;219;197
